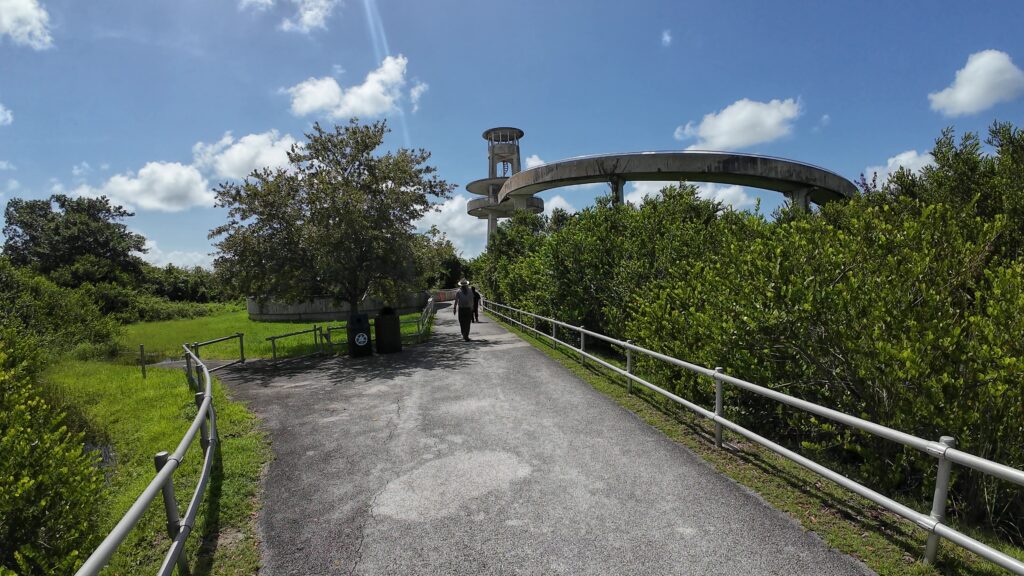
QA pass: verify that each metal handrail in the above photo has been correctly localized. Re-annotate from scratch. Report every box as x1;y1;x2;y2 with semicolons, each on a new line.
75;344;218;576
484;300;1024;574
416;297;436;340
266;325;323;364
191;332;245;373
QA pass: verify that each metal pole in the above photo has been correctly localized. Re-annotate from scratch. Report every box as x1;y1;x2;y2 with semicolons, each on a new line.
154;452;190;575
139;344;147;379
925;436;957;564
238;333;245;363
194;393;210;451
184;352;193;388
580;327;586;353
271;338;277;363
626;341;633;394
552;323;558;341
715;367;724;448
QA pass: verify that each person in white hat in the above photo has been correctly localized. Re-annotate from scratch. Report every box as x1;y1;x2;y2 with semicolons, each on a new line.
452;279;475;341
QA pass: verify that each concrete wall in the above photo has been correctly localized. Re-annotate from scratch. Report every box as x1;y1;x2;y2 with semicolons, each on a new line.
247;292;429;322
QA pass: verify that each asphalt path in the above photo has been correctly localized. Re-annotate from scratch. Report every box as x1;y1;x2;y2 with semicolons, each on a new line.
218;305;873;575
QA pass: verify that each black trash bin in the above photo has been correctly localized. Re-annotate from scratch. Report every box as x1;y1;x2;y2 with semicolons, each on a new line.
375;308;402;353
347;313;373;357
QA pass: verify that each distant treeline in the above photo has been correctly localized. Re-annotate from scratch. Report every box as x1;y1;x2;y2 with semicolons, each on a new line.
474;122;1024;543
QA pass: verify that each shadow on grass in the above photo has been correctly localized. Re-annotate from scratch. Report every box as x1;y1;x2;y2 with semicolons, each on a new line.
193;438;224;575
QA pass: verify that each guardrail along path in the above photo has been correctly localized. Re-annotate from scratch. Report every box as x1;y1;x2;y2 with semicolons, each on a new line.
218;306;872;575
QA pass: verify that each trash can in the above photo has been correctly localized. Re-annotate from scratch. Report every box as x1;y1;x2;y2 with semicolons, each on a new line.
347;313;373;357
374;307;402;353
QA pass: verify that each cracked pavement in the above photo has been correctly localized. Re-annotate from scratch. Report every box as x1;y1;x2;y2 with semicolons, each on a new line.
217;305;874;575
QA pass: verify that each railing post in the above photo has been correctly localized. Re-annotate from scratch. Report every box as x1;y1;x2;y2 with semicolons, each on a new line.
625;341;633;394
154;452;190;575
580;327;586;353
184;352;194;388
714;367;724;448
552;323;558;342
194;393;210;451
925;436;957;564
139;344;147;379
238;333;245;363
271;338;277;363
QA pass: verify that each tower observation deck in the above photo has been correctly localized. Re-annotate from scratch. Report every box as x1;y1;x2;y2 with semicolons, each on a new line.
466;127;544;238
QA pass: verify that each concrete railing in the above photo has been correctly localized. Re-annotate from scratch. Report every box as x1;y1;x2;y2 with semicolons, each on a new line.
484;300;1024;575
75;344;220;576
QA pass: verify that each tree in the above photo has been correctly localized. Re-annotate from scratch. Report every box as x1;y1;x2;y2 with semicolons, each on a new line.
2;195;146;287
210;120;454;313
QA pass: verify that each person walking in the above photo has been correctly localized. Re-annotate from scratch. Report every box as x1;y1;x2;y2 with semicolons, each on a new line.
453;279;475;341
472;286;482;323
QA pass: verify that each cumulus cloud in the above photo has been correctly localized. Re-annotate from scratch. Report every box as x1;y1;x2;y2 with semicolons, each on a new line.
0;160;14;171
929;50;1024;117
74;162;213;212
524;154;545;169
240;0;341;33
0;0;52;49
675;97;802;151
71;161;92;177
661;29;672;47
410;82;428;113
864;149;934;185
416;194;487;257
142;238;214;269
0;102;12;126
544;194;575;215
193;130;296;179
625;180;754;210
286;55;408;119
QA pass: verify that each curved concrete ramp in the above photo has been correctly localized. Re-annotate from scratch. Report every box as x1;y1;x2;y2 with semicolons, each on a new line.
218;310;873;575
499;151;858;207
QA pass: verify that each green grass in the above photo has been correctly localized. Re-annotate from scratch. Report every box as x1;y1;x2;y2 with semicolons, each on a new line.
44;361;270;575
487;311;1024;576
120;309;425;362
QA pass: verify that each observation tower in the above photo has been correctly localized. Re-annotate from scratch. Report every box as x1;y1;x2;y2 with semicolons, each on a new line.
466;127;544;238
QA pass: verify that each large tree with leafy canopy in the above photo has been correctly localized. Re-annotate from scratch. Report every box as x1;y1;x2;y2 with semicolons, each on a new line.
210;120;454;312
2;194;146;287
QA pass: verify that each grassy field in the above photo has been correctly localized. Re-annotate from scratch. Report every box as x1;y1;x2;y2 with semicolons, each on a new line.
45;361;270;575
486;311;1024;576
120;308;425;362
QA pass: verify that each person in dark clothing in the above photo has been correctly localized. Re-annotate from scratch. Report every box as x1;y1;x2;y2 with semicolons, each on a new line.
453;279;474;341
472;286;482;323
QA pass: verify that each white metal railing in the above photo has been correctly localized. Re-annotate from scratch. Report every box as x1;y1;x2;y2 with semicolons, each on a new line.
76;344;219;576
484;300;1024;574
416;297;436;340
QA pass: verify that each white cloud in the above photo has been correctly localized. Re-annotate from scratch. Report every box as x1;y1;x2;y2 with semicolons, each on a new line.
0;0;52;50
864;149;934;185
281;0;341;33
929;50;1024;117
142;238;214;269
625;181;669;205
544;194;575;215
416;194;486;256
410;81;428;113
675;97;802;150
661;29;672;47
813;114;831;133
286;55;408;119
74;162;213;212
625;180;754;210
696;183;754;209
0;160;14;171
0;102;12;126
524;154;545;169
71;161;92;177
239;0;274;10
5;179;18;192
193;130;296;179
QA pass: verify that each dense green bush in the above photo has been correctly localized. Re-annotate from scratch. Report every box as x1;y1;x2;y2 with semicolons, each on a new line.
78;281;232;324
0;339;103;575
476;122;1024;542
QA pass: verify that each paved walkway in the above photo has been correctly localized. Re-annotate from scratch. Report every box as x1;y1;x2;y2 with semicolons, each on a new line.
218;307;873;575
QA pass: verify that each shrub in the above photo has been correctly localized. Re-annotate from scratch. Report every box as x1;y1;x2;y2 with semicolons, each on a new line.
0;339;103;575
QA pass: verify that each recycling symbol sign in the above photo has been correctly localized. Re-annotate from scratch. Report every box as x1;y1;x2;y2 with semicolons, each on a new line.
355;332;369;346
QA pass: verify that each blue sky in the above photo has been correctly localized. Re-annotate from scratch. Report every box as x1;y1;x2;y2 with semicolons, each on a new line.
2;0;1023;262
